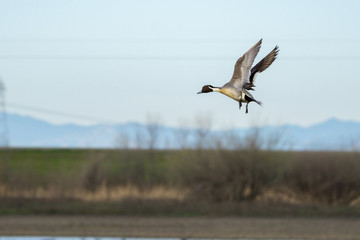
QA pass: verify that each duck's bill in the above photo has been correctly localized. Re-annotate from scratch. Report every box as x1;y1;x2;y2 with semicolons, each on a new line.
197;91;202;94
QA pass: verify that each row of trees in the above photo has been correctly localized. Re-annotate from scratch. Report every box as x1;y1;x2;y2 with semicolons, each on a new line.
115;113;286;150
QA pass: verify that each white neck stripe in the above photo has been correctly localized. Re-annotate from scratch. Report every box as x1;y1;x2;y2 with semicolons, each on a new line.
209;87;221;92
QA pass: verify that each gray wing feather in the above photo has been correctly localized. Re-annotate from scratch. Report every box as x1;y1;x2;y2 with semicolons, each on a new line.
227;39;262;90
247;45;279;89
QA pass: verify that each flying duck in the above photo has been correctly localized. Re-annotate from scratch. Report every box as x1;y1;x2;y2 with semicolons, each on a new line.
198;39;279;113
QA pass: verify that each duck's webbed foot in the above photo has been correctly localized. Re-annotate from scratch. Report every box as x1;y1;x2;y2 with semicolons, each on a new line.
246;103;249;114
239;100;242;109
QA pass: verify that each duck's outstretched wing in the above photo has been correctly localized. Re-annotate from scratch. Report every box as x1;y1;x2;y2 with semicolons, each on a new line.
247;45;279;90
227;39;262;90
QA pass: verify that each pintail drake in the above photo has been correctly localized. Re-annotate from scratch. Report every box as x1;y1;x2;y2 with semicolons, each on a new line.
197;39;279;113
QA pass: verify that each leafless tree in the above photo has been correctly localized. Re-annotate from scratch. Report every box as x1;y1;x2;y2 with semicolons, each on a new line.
115;131;130;149
342;134;360;152
135;126;146;149
194;113;213;149
145;113;162;150
263;127;287;150
218;129;243;150
243;127;262;150
174;119;191;149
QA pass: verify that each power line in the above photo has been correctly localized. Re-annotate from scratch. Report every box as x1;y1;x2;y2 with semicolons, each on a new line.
7;102;119;124
1;55;360;61
0;38;359;43
280;56;360;61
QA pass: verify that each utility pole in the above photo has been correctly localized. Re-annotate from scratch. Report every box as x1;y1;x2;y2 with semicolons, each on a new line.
0;78;10;184
0;78;9;147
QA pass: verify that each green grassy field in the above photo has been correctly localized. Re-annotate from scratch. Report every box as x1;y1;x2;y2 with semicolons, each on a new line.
1;148;360;216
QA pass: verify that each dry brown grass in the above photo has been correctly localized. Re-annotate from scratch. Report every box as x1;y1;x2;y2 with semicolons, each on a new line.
0;184;187;202
255;187;312;205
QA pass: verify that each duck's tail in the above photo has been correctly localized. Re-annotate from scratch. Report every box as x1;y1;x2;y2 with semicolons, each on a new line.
255;100;263;106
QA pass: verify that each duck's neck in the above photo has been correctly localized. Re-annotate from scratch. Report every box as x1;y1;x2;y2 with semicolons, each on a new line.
210;86;221;92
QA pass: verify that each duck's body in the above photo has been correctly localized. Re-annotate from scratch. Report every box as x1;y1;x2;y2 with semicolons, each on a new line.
198;39;278;113
201;85;261;113
211;85;240;101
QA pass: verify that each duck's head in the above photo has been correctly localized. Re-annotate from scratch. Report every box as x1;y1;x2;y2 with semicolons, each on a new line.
197;85;215;94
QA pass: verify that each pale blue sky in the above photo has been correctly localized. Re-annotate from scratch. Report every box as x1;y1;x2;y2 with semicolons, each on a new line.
1;0;360;128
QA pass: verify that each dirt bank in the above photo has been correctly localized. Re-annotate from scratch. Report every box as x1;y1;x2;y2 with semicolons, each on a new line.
1;216;360;239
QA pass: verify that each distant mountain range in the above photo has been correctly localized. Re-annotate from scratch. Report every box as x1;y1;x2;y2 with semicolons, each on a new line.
5;113;360;150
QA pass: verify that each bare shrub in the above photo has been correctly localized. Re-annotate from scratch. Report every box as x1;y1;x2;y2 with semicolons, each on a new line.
288;152;360;205
98;150;172;189
81;158;107;192
180;149;276;202
177;126;284;202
